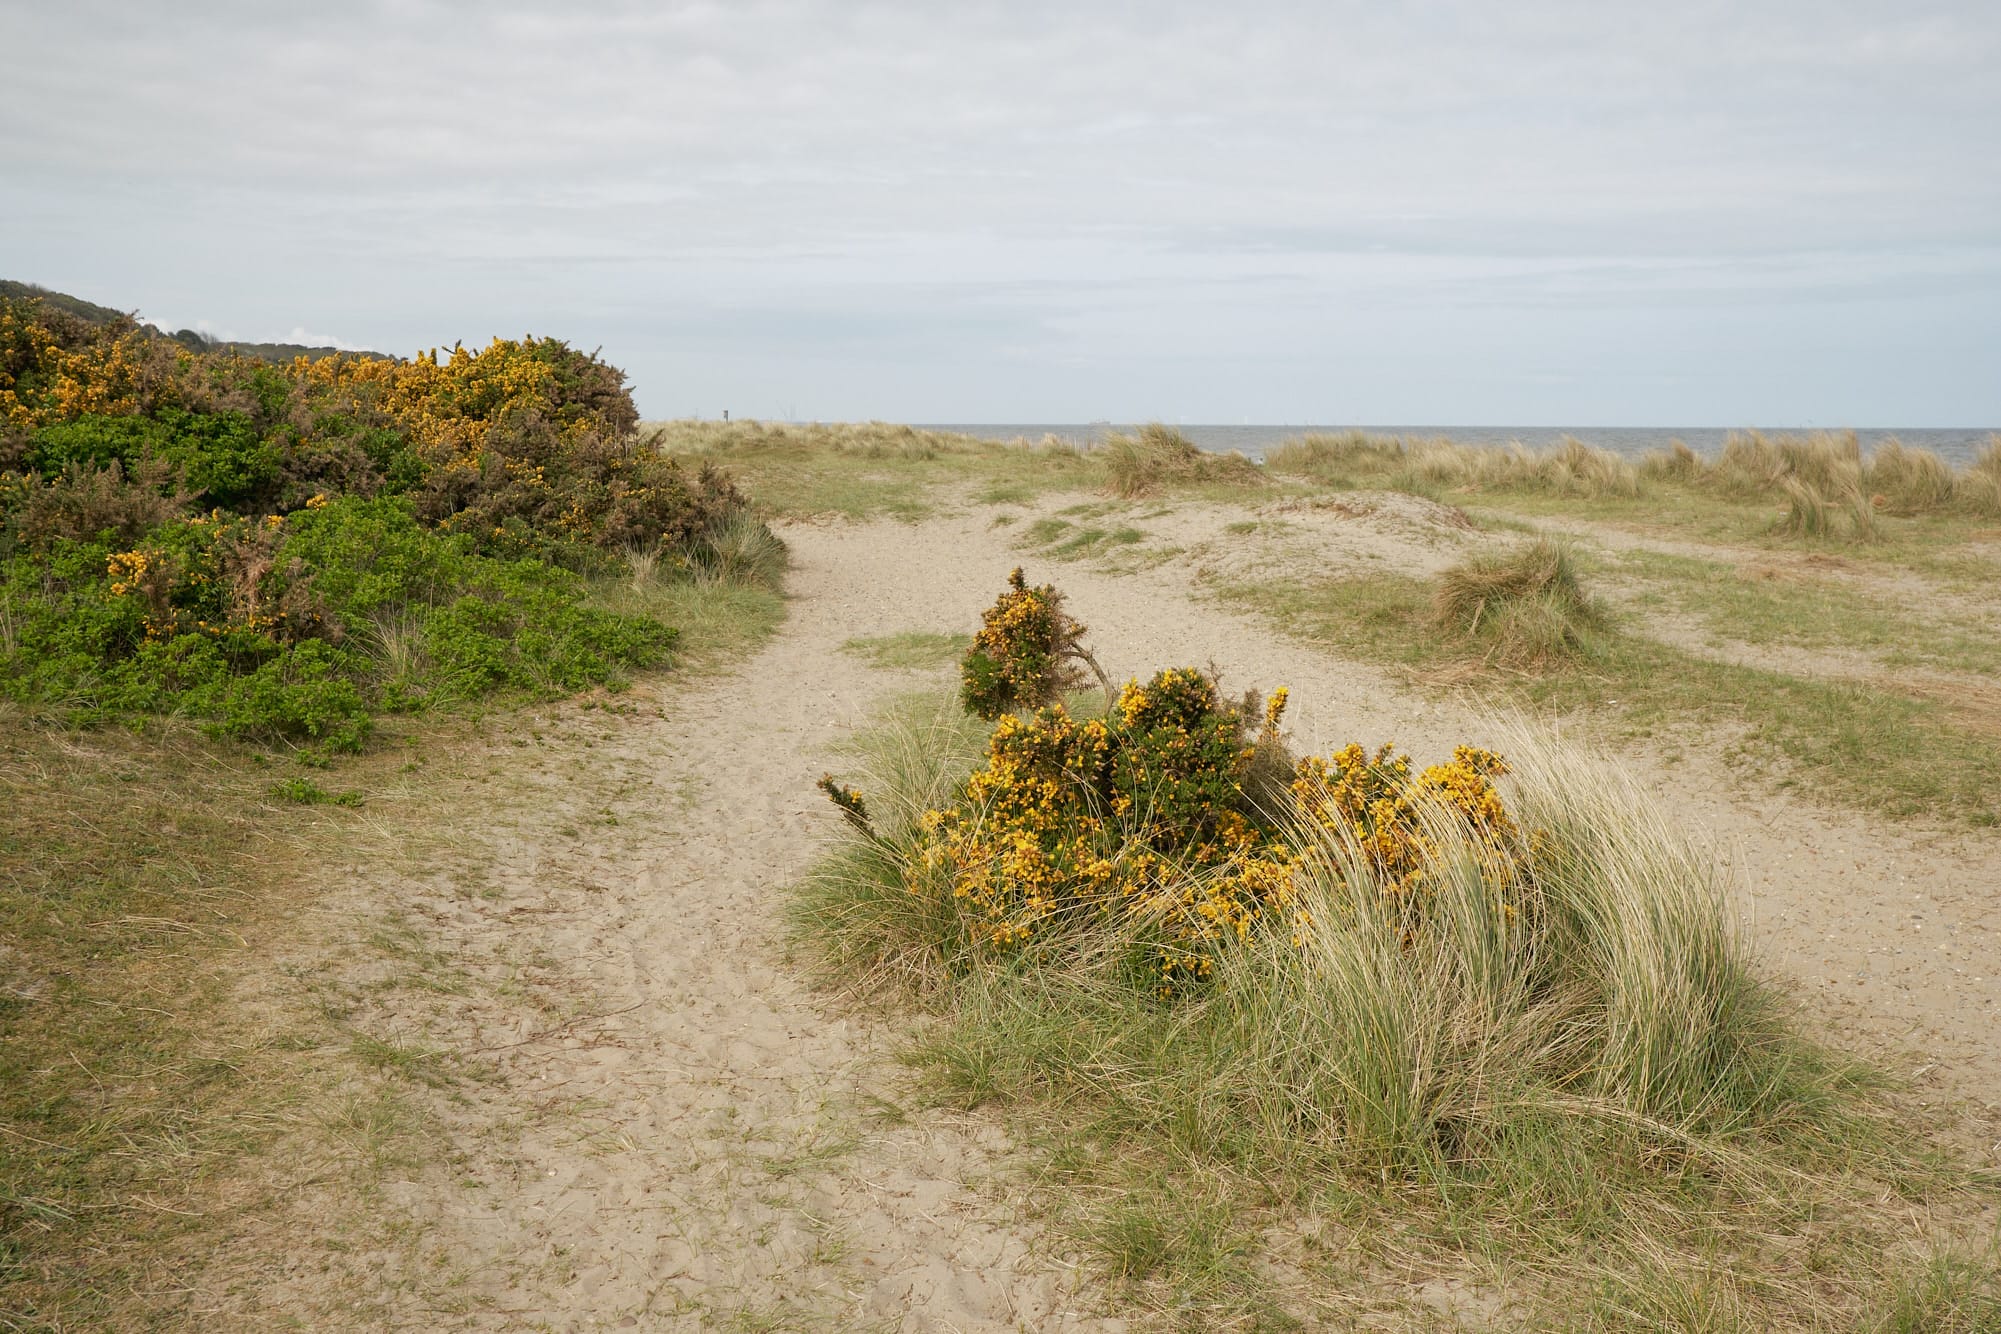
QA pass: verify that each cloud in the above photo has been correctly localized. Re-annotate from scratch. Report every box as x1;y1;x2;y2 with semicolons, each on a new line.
3;1;1997;422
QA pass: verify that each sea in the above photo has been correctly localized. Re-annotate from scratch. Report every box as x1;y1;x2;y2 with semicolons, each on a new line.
916;424;1998;468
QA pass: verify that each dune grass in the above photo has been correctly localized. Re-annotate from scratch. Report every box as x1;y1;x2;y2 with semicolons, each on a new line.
650;419;1098;520
1267;431;1643;500
1101;423;1263;499
1269;429;2001;521
1266;431;2001;592
651;419;1272;519
1431;537;1610;670
792;695;1993;1327
1221;569;2001;826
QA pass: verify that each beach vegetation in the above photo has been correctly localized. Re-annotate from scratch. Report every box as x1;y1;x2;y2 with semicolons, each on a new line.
1101;423;1262;499
1221;565;2001;825
839;631;970;671
797;574;1990;1326
1266;431;1642;499
958;567;1112;719
1019;515;1147;561
652;418;1095;520
1431;535;1609;669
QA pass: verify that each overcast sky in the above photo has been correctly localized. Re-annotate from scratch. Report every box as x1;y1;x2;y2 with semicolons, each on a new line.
5;1;1997;425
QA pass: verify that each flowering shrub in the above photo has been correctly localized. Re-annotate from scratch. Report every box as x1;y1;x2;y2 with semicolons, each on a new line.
920;668;1275;979
817;775;874;835
2;295;756;563
863;584;1523;994
959;567;1108;720
0;291;763;747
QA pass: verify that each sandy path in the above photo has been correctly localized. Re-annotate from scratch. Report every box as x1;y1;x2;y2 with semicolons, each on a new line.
238;521;1125;1330
243;501;1999;1328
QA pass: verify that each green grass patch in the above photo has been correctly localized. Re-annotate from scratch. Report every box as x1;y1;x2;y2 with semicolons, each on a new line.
977;481;1036;506
838;631;971;672
652;420;1099;521
1604;548;2001;677
1220;571;2001;825
1019;517;1147;562
1221;517;1301;538
271;776;364;807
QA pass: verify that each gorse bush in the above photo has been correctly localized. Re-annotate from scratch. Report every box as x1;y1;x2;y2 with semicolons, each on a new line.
958;566;1109;719
0;291;774;747
1;297;751;565
852;575;1522;995
912;668;1518;994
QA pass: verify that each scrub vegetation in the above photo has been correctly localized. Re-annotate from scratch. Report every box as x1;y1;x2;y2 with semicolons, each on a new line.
1;290;782;752
796;574;1998;1329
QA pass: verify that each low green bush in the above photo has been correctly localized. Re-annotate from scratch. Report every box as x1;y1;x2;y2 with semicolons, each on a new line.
0;497;675;751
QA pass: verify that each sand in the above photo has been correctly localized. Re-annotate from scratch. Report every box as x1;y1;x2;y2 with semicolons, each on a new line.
223;498;2001;1328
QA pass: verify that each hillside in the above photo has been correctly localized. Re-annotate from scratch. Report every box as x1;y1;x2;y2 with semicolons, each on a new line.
0;278;393;363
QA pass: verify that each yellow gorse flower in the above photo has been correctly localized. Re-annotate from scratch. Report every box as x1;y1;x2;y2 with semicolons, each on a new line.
853;662;1525;998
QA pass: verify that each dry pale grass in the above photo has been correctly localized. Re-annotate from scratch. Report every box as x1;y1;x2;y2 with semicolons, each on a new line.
1431;536;1609;669
1689;429;2001;522
649;417;1084;464
1102;423;1263;498
1267;431;1642;498
1269;427;2001;523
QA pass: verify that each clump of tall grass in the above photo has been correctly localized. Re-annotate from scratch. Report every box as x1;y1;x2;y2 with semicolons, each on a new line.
790;693;990;995
1432;536;1608;669
1776;474;1879;542
1707;429;1864;499
1867;439;1959;513
1101;423;1261;498
1266;432;1641;499
1957;435;2001;517
1637;439;1706;484
1665;429;2001;523
687;510;789;588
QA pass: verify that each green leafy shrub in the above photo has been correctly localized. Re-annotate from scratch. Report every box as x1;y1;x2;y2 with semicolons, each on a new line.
0;497;676;750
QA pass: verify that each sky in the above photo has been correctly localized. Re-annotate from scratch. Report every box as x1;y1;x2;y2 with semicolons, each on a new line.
4;1;1998;426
